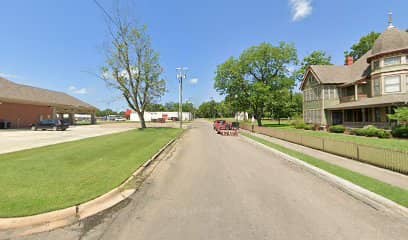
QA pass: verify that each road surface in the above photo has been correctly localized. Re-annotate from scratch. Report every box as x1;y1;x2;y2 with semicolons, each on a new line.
19;120;408;240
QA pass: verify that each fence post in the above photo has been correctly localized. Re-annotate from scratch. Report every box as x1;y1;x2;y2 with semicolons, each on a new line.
356;144;359;161
322;138;325;151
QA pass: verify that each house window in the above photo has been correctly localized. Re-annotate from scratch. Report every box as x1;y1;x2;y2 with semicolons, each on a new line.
373;78;381;96
373;60;380;70
384;75;401;93
383;56;401;66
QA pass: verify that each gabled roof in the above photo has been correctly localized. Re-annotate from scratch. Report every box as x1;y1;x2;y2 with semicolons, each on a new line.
0;77;96;111
301;25;408;90
301;51;371;89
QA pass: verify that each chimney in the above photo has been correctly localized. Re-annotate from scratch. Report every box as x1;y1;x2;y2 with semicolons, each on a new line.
345;56;354;66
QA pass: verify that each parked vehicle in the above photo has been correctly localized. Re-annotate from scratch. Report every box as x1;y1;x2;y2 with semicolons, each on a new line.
0;120;11;129
31;119;69;131
114;117;127;122
213;119;238;136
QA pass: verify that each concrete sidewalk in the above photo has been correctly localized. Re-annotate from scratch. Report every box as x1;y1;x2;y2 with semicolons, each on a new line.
242;129;408;190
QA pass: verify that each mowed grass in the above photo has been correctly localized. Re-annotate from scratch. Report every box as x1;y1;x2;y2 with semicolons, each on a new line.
241;120;408;151
241;132;408;208
0;128;182;217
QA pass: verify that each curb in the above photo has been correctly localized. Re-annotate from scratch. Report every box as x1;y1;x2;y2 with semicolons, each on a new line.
240;133;408;218
0;136;180;237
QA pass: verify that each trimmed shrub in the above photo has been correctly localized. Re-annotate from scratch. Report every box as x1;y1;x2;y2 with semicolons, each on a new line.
352;125;391;138
391;126;408;138
376;129;391;139
329;125;346;133
303;124;313;130
294;122;307;129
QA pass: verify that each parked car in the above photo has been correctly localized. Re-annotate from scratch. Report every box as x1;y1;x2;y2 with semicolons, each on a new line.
114;117;127;122
0;119;11;129
31;119;69;131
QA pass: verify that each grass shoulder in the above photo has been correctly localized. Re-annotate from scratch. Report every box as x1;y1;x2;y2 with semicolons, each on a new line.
0;128;182;218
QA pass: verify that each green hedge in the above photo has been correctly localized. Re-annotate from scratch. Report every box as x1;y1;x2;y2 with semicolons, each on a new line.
352;125;391;139
328;125;345;133
391;126;408;138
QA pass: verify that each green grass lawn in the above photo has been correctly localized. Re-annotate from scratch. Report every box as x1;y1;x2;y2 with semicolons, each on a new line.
0;128;182;218
241;120;408;151
241;133;408;208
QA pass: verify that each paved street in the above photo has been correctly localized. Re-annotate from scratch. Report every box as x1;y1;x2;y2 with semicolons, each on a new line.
19;120;408;240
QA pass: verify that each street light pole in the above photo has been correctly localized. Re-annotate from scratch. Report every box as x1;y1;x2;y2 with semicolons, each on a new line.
176;67;187;129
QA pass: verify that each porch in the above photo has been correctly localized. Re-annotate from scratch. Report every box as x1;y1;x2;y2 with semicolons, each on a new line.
329;106;395;129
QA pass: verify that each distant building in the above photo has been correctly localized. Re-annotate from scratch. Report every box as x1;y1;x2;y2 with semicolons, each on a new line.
235;112;249;121
301;20;408;128
129;111;193;122
0;77;97;128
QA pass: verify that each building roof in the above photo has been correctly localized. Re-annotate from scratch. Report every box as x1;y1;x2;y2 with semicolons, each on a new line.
303;51;371;89
302;25;408;90
369;27;408;60
325;94;408;110
0;77;96;111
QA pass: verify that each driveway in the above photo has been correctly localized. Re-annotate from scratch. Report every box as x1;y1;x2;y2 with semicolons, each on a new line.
15;120;408;240
0;123;138;154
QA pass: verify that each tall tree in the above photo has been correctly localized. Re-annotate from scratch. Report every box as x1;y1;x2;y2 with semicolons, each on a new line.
344;31;380;61
295;50;332;83
215;42;297;126
101;17;165;128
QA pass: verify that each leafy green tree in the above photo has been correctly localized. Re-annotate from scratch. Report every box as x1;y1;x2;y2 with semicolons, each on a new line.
197;101;217;118
295;50;332;83
215;42;297;126
388;107;408;127
145;103;166;111
96;108;118;117
101;18;165;128
344;32;380;61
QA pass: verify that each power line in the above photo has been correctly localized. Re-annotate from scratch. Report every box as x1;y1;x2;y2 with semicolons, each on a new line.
92;0;118;27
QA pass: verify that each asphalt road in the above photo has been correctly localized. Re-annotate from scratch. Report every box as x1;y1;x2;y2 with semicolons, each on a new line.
19;120;408;240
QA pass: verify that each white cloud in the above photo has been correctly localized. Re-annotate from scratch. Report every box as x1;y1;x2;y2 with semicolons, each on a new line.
190;78;199;85
68;86;88;95
289;0;313;21
0;72;24;80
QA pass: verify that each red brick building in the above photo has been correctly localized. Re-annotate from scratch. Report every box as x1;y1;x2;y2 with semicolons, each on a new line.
0;77;97;128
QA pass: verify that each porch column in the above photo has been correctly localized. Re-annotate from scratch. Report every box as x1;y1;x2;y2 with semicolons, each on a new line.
354;84;358;101
342;109;345;123
91;112;96;125
362;108;366;123
69;113;75;125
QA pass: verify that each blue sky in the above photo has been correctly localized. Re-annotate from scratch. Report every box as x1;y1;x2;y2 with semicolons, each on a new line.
0;0;407;111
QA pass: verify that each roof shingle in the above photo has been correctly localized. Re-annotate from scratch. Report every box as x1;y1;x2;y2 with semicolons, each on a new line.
0;77;96;111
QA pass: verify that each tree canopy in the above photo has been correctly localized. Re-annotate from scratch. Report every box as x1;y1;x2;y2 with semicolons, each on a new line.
295;50;332;83
214;42;298;126
344;31;380;61
101;18;165;128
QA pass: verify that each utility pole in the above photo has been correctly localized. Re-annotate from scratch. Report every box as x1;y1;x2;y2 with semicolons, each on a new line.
176;67;187;129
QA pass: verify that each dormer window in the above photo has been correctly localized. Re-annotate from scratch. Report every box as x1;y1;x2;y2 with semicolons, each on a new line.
383;56;401;66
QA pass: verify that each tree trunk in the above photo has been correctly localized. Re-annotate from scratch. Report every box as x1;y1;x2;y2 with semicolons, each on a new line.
257;117;262;127
137;111;147;129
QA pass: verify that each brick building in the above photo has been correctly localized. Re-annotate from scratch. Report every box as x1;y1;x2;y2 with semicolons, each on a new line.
0;77;97;128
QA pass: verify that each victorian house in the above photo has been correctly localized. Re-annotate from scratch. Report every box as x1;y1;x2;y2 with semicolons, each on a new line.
301;18;408;128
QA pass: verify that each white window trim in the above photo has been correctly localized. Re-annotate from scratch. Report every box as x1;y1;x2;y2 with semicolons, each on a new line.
383;75;401;93
383;56;402;66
